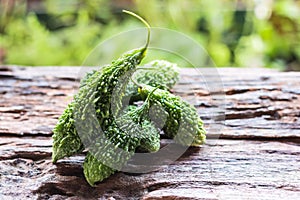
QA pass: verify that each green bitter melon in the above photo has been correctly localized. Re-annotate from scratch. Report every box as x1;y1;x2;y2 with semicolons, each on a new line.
138;85;206;146
52;59;179;162
83;105;160;186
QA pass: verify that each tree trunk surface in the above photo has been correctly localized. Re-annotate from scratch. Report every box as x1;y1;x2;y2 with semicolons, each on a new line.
0;66;299;200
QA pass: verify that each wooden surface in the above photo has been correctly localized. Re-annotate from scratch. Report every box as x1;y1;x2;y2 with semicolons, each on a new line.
0;66;299;200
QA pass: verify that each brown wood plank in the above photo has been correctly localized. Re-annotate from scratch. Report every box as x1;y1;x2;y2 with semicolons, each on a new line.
0;138;299;199
0;66;299;199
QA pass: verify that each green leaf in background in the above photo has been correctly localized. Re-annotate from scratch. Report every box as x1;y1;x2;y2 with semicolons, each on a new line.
1;0;299;70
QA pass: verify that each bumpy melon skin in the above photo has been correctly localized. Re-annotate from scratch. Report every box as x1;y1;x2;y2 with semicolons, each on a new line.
83;106;160;186
138;85;206;146
52;59;178;162
125;60;179;102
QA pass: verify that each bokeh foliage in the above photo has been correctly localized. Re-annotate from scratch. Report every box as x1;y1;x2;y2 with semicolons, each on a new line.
0;0;299;70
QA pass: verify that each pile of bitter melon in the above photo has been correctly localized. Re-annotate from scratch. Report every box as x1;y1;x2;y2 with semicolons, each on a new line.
52;11;206;186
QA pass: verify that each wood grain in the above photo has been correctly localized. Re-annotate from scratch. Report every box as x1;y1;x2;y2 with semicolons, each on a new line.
0;66;299;199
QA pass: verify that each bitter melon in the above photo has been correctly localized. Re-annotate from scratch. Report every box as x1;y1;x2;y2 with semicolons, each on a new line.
83;105;160;186
125;60;179;102
52;59;179;162
52;10;206;187
138;85;206;146
52;10;151;162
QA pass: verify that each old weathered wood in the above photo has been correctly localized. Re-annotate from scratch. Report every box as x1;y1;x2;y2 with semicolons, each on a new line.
0;66;299;199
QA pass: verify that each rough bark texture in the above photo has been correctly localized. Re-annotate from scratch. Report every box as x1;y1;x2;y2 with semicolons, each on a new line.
0;66;299;200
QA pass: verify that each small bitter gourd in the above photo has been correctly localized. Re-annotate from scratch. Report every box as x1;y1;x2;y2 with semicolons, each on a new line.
52;102;84;163
83;105;160;186
72;10;151;151
52;10;150;162
124;60;179;102
52;69;102;162
138;85;206;146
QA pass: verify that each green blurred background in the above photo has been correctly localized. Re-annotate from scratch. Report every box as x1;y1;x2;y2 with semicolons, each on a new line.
0;0;300;70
